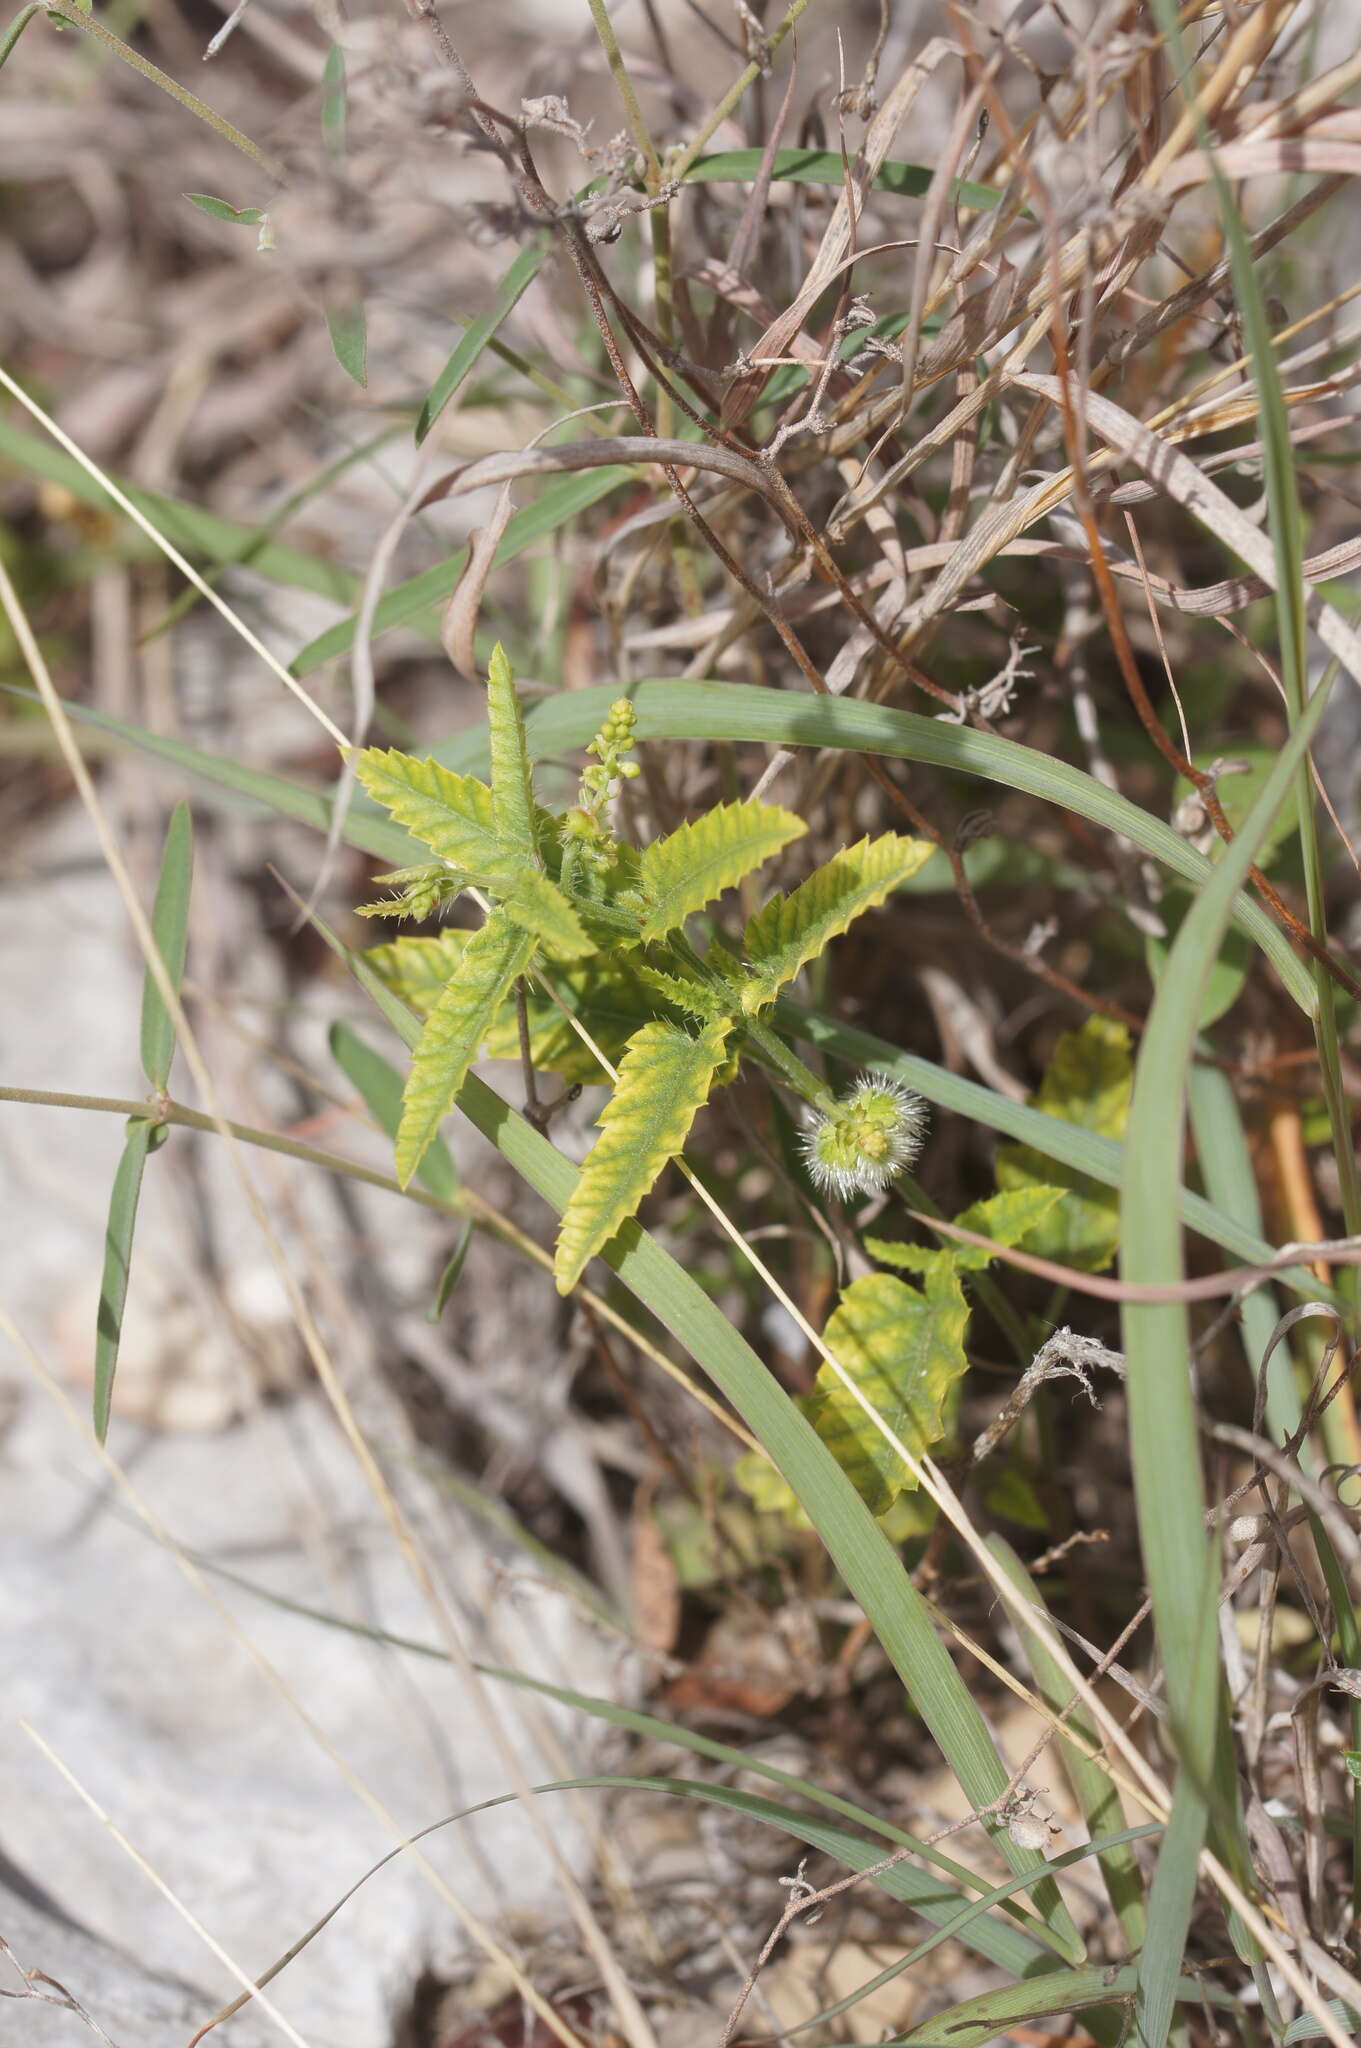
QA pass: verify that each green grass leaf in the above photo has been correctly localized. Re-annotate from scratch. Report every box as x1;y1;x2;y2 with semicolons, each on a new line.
328;1020;459;1204
867;1186;1063;1280
290;469;635;674
805;1265;970;1516
740;833;933;1012
554;1017;731;1293
680;146;1004;215
353;748;523;885
1134;1535;1222;2048
93;1116;157;1442
139;800;192;1093
396;911;536;1185
485;642;537;855
892;1962;1232;2046
638;798;804;941
183;191;263;225
417;235;550;443
324;295;368;389
996;1017;1132;1273
429;1219;475;1320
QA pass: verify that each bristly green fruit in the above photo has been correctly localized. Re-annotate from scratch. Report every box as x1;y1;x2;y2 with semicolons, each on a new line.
354;646;936;1278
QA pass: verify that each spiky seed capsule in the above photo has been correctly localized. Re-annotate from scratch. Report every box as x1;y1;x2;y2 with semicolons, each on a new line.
801;1074;929;1199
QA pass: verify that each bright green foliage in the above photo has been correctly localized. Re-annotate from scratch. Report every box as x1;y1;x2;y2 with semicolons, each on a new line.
353;654;942;1277
800;1266;971;1516
396;911;536;1185
867;1185;1064;1281
996;1017;1132;1272
364;930;472;1015
554;1017;732;1293
637;799;805;941
486;641;538;855
353;748;525;887
740;833;933;1012
503;870;594;959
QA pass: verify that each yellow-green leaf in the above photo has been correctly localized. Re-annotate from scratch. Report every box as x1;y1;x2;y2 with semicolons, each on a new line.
638;800;804;942
867;1186;1064;1281
740;834;934;1013
364;936;656;1082
503;869;594;959
354;747;525;885
804;1265;970;1516
554;1017;732;1292
486;642;537;855
396;911;536;1185
996;1017;1132;1273
363;931;472;1015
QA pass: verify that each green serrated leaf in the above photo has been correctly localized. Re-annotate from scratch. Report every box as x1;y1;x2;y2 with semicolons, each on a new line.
139;800;192;1093
554;1017;732;1293
396;911;537;1185
503;869;594;959
353;748;525;885
633;962;731;1021
804;1265;970;1516
485;643;537;856
740;833;934;1012
94;1116;157;1442
637;799;804;942
996;1016;1133;1274
184;191;264;225
328;1019;459;1203
867;1186;1064;1280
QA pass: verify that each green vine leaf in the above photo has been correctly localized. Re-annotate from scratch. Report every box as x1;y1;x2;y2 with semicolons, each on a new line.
486;642;537;856
396;911;536;1185
354;747;525;888
867;1186;1065;1282
996;1017;1133;1273
637;800;804;942
803;1265;970;1516
739;833;934;1013
554;1016;732;1293
504;870;595;959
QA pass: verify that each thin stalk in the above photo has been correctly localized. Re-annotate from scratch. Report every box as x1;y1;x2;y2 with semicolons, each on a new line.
665;0;815;184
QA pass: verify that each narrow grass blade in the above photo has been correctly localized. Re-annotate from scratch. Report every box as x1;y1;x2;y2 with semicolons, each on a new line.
990;1539;1146;1950
428;1219;474;1320
417;236;550;443
1133;1536;1222;2048
319;47;366;387
289;469;634;673
93;1116;157;1441
1120;560;1334;1727
184;192;263;226
139;800;192;1093
680;146;1004;214
890;1962;1234;2046
327;1020;459;1204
